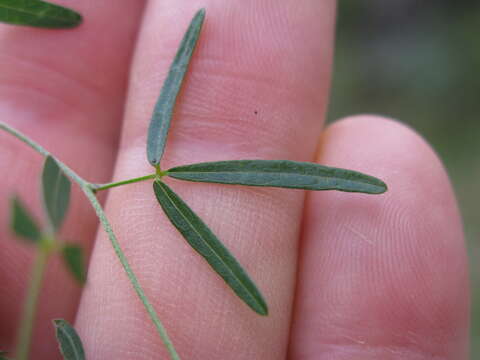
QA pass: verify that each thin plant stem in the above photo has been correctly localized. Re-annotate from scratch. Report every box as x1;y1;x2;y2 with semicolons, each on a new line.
82;188;180;359
1;121;181;360
92;174;156;192
0;122;87;187
16;249;49;360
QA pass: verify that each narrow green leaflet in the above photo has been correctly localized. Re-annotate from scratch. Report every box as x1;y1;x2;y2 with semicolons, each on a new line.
153;180;268;316
61;244;86;284
42;155;71;231
0;0;82;28
53;319;85;360
167;159;387;194
146;8;205;166
10;196;42;243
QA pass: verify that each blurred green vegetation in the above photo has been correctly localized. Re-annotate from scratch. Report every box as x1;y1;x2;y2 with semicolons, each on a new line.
329;1;479;356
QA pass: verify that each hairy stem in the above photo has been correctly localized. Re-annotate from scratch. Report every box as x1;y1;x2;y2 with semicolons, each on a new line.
82;188;180;359
1;121;181;360
92;174;156;192
0;122;87;187
16;249;49;360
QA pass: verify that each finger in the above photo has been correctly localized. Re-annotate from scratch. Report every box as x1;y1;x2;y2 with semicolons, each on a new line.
288;116;469;359
76;1;335;359
0;1;145;358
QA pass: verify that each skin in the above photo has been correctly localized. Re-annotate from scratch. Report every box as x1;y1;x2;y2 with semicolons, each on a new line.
0;1;469;359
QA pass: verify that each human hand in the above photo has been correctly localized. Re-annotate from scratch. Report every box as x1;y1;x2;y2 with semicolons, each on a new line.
0;1;469;359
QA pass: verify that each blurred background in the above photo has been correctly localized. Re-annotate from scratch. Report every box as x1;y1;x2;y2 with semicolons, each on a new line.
328;1;479;356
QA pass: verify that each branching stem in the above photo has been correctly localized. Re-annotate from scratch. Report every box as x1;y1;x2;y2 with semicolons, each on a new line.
1;121;180;360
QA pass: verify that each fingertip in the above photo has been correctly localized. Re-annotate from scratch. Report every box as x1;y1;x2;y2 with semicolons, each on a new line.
289;115;469;359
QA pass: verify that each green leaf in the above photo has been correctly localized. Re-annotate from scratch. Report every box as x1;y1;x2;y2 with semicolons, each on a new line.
42;155;71;232
0;350;11;360
167;159;388;194
53;319;85;360
10;196;42;243
0;0;82;28
153;180;268;316
61;244;86;285
146;8;205;166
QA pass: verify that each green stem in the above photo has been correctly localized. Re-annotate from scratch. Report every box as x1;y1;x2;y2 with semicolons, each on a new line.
82;189;180;359
1;122;181;360
16;249;49;360
0;122;87;187
92;174;156;192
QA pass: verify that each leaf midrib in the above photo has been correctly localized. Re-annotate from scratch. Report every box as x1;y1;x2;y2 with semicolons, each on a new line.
57;324;82;360
170;169;378;185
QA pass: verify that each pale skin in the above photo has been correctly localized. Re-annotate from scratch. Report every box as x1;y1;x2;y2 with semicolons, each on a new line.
0;1;470;359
